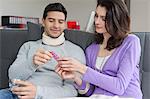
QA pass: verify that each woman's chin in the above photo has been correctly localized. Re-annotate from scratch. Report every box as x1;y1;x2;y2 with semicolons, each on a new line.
96;31;104;34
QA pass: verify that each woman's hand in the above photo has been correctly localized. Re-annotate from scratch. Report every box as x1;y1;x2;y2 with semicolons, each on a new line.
33;48;52;66
57;57;87;74
55;65;82;86
55;65;76;80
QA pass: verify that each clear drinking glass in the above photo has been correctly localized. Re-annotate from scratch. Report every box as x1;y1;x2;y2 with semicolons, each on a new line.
9;79;20;90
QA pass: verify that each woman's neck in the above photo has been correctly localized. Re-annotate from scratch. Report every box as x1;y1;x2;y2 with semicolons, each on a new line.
102;32;111;47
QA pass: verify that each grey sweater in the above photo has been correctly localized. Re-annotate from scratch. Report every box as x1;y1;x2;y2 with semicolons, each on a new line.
8;40;86;99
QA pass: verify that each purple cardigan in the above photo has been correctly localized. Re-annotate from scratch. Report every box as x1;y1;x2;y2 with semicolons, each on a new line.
80;34;142;99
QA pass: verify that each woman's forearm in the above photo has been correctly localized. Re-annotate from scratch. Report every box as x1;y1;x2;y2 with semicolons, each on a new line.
78;64;88;74
74;75;82;86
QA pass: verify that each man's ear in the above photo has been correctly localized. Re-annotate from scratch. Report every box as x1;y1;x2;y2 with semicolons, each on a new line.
64;21;67;29
42;18;45;27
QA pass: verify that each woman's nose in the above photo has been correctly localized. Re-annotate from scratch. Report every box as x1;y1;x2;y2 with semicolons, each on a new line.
95;17;103;25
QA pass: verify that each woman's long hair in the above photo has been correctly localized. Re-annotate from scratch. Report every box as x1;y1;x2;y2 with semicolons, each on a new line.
95;0;130;51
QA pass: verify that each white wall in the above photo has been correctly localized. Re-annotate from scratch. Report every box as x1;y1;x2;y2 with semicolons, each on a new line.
60;0;96;30
0;0;96;30
0;0;56;24
130;0;150;32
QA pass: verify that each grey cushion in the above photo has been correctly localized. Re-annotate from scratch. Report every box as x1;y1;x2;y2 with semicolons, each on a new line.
141;72;150;99
133;32;150;99
27;22;42;41
143;33;150;72
0;29;28;88
64;29;95;50
133;32;145;70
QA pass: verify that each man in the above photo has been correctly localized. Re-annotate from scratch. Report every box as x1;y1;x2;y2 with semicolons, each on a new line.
0;3;85;99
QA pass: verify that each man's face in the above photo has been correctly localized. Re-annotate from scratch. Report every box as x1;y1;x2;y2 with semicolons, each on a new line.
42;11;66;38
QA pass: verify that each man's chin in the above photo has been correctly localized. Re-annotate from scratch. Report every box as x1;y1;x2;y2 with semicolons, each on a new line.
48;34;61;38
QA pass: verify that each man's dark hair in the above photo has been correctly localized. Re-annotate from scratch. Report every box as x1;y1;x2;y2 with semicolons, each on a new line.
95;0;130;51
43;3;67;20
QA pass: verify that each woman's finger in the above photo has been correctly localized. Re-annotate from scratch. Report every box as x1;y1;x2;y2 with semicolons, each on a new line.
61;67;74;71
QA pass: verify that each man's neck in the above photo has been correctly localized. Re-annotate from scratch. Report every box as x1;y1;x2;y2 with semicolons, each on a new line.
42;32;65;46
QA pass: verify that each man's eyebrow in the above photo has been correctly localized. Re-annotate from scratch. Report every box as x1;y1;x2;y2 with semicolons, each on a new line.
47;18;65;21
59;19;65;21
47;17;55;20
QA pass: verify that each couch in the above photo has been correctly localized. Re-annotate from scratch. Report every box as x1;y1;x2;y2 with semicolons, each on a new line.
0;22;150;99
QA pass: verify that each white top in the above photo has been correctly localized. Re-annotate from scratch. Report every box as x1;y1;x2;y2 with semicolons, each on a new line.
95;55;111;71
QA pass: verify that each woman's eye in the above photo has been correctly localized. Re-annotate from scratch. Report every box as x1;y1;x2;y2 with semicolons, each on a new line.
102;18;106;21
94;14;98;18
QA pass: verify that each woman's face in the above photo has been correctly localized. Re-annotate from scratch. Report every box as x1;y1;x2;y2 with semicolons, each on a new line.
94;5;107;34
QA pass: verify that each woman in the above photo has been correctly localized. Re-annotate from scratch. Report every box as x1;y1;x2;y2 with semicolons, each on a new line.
55;0;143;99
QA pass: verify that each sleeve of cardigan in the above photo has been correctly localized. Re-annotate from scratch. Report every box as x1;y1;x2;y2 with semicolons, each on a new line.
74;44;95;96
82;36;141;95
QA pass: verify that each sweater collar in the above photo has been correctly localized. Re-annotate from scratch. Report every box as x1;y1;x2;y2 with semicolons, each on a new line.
42;32;65;46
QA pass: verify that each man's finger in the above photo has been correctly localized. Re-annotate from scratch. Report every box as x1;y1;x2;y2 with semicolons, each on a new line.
18;95;32;99
57;57;70;61
12;86;29;92
45;50;53;57
55;66;61;73
36;48;45;53
12;91;29;96
34;56;48;63
13;80;32;86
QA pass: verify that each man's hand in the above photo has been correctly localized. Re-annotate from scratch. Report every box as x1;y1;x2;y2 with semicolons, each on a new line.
11;80;37;99
33;48;52;66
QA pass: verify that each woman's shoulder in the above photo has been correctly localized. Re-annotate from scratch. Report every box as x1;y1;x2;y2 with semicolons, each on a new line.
87;42;98;49
85;42;99;52
122;34;140;46
119;34;141;50
125;34;140;42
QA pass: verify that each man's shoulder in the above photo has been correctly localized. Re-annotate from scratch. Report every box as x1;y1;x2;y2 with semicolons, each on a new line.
20;40;42;50
65;40;86;64
23;39;42;46
65;40;83;51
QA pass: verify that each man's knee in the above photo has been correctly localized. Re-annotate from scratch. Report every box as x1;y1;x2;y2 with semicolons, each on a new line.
0;89;14;99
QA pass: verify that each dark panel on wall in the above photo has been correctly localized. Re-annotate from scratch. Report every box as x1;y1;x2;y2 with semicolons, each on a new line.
124;0;130;13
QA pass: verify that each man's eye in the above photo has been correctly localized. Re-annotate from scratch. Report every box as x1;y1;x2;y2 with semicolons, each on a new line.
49;20;53;22
59;21;64;24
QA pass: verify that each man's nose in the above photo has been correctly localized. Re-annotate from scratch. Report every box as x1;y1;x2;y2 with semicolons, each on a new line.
53;21;59;28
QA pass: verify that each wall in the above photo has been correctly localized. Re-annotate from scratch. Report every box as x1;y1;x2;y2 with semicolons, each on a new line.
0;0;149;32
0;0;96;30
130;0;150;32
0;0;55;25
